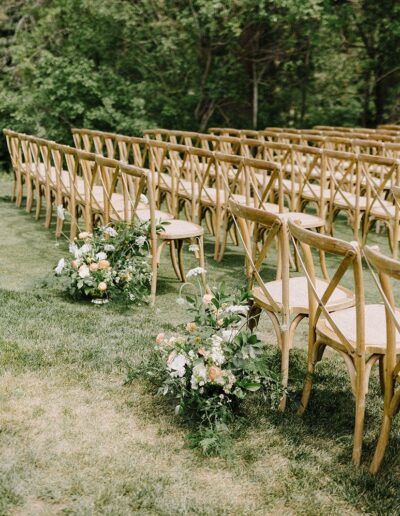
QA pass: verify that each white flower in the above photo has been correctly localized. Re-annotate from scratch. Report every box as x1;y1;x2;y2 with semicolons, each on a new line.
191;363;208;390
104;244;115;252
135;235;147;248
176;297;186;306
57;205;65;220
188;244;199;253
96;251;107;261
78;264;90;278
186;267;206;279
223;370;236;393
168;354;187;378
225;305;249;315
80;243;92;256
210;335;225;365
221;327;239;342
103;227;118;237
140;194;149;205
69;243;79;258
54;258;65;275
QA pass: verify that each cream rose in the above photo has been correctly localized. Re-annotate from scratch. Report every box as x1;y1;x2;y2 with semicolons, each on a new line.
98;259;110;270
208;366;223;382
89;262;99;272
98;282;107;291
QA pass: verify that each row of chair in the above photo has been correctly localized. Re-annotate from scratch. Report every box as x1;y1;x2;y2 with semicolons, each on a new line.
229;195;400;473
7;127;400;263
209;126;400;143
3;129;207;303
142;128;400;257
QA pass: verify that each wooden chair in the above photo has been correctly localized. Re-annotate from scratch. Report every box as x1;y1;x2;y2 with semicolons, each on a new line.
363;244;400;473
96;155;206;286
3;129;24;206
288;219;397;465
229;200;354;410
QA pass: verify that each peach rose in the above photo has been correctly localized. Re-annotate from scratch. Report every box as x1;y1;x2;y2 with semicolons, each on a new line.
202;293;213;305
156;333;165;345
197;347;206;356
71;260;79;269
78;231;91;239
208;366;222;382
98;282;107;291
89;262;99;272
98;259;110;270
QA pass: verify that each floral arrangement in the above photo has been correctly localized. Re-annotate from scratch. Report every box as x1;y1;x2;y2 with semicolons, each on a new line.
127;279;282;454
54;222;153;304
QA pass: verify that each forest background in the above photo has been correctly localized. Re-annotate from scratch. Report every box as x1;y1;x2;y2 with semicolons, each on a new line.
0;0;399;165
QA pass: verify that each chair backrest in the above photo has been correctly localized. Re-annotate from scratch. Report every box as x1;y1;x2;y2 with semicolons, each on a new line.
363;245;400;376
288;219;365;356
71;128;147;166
228;199;287;313
3;129;24;173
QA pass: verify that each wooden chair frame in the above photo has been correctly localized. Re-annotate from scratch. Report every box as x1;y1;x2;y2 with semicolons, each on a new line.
288;220;387;465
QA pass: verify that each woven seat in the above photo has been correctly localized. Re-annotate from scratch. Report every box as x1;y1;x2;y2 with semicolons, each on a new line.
253;276;353;316
317;304;400;355
158;219;204;240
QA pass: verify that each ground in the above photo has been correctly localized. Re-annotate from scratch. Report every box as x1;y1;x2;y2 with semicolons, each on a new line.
0;175;399;515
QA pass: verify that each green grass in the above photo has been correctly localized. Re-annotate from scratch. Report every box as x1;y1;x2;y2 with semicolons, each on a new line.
1;175;400;515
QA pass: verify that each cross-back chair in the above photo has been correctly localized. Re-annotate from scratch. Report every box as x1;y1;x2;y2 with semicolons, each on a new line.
95;154;206;287
363;244;400;473
229;200;354;410
288;219;400;465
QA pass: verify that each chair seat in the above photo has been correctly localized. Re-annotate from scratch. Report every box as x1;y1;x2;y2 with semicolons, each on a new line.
253;276;354;316
301;183;332;201
278;212;325;229
333;192;392;211
369;202;395;220
135;208;174;223
158;219;204;240
316;304;400;355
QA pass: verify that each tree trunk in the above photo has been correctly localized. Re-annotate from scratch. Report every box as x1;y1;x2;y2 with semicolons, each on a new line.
252;62;258;129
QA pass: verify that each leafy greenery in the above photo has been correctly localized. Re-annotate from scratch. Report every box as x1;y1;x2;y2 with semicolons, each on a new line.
1;0;400;166
54;222;153;304
127;283;283;455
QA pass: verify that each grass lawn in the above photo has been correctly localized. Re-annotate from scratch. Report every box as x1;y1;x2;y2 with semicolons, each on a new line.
0;174;400;515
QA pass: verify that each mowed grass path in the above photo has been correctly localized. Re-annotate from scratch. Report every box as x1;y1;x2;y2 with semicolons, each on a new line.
0;175;400;515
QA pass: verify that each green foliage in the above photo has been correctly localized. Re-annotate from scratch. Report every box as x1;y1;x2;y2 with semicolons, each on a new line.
54;222;154;304
127;283;282;455
1;0;400;165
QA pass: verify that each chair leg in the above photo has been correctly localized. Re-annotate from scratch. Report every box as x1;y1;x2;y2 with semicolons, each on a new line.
169;241;183;281
370;414;392;474
26;179;33;212
298;337;320;416
15;178;23;207
177;239;186;282
279;329;290;412
45;198;53;229
35;191;42;221
150;247;158;306
352;382;367;465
